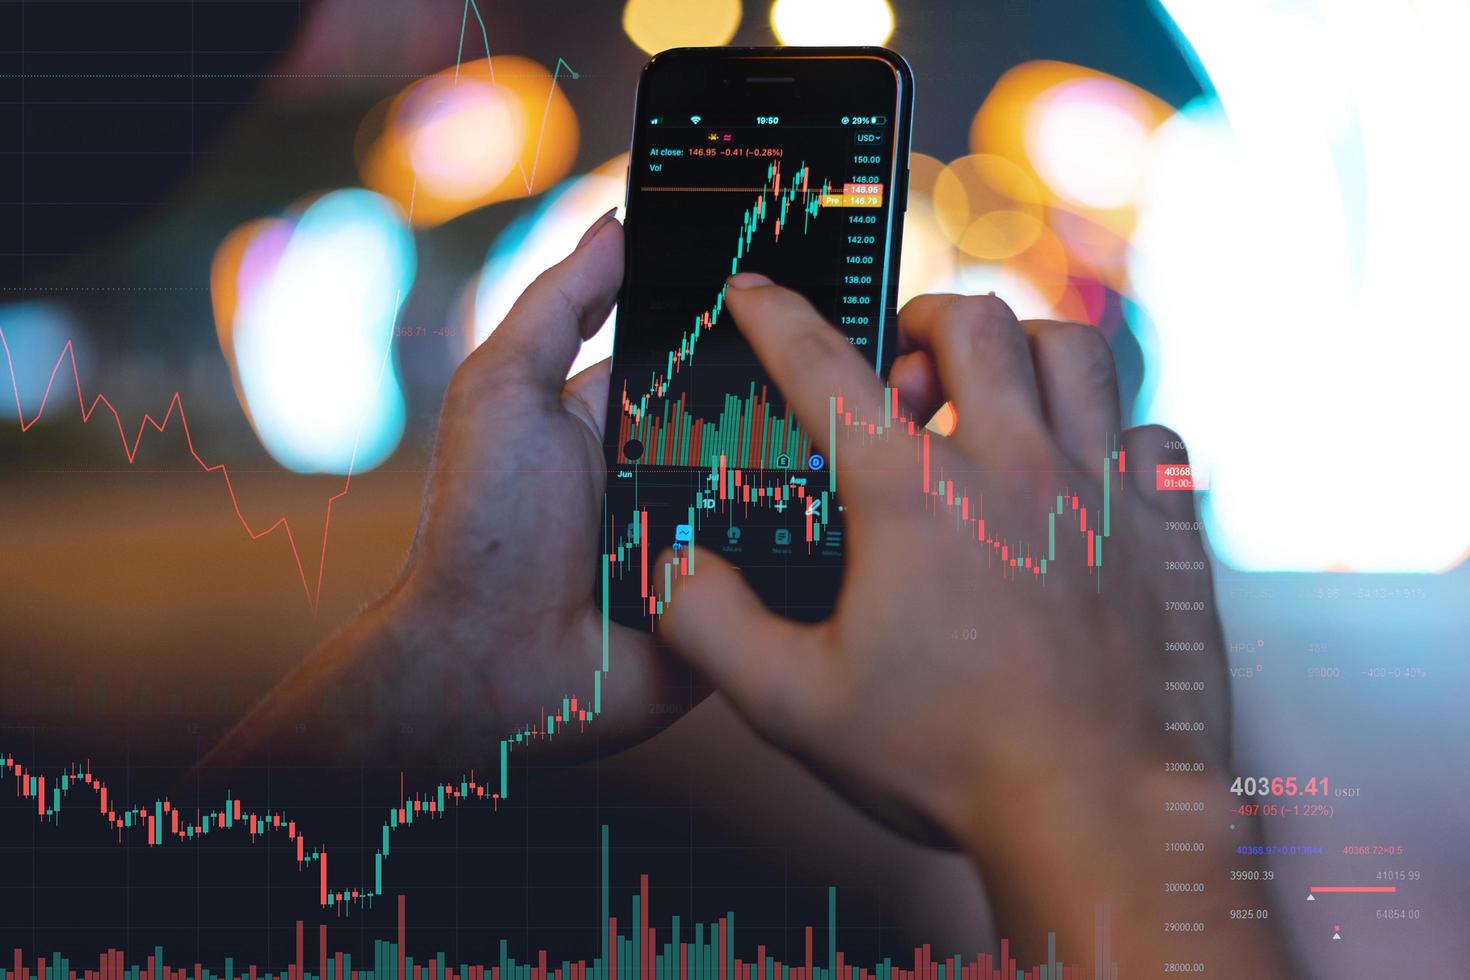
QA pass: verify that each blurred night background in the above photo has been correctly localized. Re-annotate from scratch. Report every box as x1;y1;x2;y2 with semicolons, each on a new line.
1;1;1467;976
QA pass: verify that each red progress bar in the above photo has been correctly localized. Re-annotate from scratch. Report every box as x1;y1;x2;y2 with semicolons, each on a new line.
1309;886;1398;893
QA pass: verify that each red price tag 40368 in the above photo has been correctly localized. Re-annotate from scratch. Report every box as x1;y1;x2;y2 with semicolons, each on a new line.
1156;463;1206;491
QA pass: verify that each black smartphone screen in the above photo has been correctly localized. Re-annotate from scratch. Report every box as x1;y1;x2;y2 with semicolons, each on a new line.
602;47;912;630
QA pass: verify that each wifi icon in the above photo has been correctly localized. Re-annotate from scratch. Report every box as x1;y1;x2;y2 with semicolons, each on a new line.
689;115;702;124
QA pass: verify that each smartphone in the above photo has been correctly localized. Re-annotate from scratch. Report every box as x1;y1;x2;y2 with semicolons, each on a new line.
601;46;913;630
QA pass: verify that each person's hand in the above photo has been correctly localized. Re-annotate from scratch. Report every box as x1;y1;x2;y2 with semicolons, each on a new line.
658;275;1295;973
660;275;1227;840
209;212;685;770
383;210;684;750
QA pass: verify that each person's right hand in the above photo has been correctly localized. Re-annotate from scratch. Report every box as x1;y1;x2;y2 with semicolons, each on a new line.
661;274;1227;843
658;274;1295;974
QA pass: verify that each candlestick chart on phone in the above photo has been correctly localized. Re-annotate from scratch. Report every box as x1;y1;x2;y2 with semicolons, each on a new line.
599;117;1129;630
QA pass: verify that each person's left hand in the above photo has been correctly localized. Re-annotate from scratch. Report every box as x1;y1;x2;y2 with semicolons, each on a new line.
210;211;690;769
383;210;690;753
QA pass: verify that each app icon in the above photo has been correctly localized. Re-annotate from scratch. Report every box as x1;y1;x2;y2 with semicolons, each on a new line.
774;528;792;546
726;526;742;543
674;524;693;543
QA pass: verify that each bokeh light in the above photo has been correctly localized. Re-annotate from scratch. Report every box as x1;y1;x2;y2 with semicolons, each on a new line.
931;154;1045;260
473;156;628;378
1000;226;1073;313
895;153;957;304
405;77;523;202
1046;207;1132;290
360;56;578;227
211;217;293;426
0;301;87;423
770;0;894;46
211;190;416;474
623;0;741;55
1133;0;1470;572
970;61;1173;253
1026;78;1152;210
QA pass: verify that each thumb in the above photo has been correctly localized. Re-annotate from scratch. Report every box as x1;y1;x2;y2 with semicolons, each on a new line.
657;546;828;745
470;209;622;392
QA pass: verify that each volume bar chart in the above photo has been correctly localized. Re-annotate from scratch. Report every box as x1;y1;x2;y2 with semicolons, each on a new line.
0;827;1118;980
617;382;811;469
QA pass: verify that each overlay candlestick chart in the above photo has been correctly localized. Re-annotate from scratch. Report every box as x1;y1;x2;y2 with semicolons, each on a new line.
0;825;1120;980
606;384;1128;625
3;748;534;911
4;402;1136;974
826;387;1128;581
7;124;1126;969
4;385;1133;893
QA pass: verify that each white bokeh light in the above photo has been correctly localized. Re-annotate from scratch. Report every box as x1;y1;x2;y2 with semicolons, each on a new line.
770;0;894;46
474;164;625;379
1134;0;1470;571
405;77;524;203
233;190;415;474
1026;78;1151;210
896;192;957;305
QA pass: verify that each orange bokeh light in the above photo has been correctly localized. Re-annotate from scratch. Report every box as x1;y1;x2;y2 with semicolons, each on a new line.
359;55;579;227
971;60;1173;226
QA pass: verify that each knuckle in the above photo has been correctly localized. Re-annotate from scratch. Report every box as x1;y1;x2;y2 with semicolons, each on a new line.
968;291;1021;322
938;295;1022;352
1048;322;1117;389
954;292;1019;326
900;291;961;321
931;307;973;351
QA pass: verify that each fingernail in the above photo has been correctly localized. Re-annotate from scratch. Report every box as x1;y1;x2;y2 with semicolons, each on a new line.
726;272;773;290
576;207;619;250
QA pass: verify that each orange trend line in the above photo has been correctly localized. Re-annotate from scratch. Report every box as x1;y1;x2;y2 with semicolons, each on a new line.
0;327;348;613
